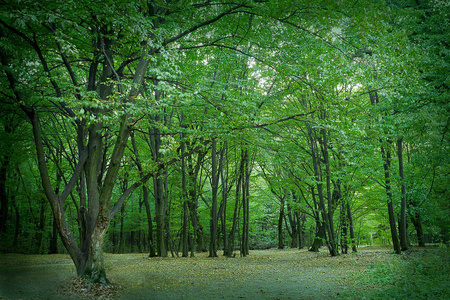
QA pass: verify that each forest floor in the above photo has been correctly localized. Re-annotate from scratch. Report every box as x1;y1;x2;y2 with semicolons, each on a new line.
0;246;448;299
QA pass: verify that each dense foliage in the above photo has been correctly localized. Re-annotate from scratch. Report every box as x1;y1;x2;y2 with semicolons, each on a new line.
0;0;448;282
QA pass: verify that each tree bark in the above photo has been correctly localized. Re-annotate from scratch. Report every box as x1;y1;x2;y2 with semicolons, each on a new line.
278;199;285;249
369;91;401;254
34;197;46;254
119;204;125;254
209;140;219;257
346;199;357;252
410;212;425;246
224;158;241;257
381;145;401;254
307;123;338;256
131;132;156;257
181;134;189;258
240;149;250;257
287;206;298;248
397;138;408;251
340;200;348;254
220;141;228;255
309;221;326;252
0;126;12;234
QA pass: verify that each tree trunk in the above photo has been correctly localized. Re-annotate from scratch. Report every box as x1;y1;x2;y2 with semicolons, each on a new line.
287;207;298;248
308;123;338;256
224;162;241;257
111;221;117;253
179;130;189;257
209;140;219;257
369;90;401;254
131;132;156;257
82;223;110;284
49;216;58;254
346;200;357;252
0;153;11;235
296;212;305;249
12;201;19;251
154;168;167;257
340;200;348;254
309;221;326;252
319;125;339;256
149;110;168;257
137;229;142;253
143;185;156;257
410;212;425;246
241;149;250;257
0;122;13;235
34;197;46;254
220;141;228;255
278;199;285;249
397;138;408;251
119;204;125;254
381;145;401;254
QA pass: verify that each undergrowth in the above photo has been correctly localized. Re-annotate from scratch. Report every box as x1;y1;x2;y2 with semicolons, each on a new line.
355;248;450;299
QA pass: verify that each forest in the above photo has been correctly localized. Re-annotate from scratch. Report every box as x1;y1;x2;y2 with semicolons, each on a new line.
0;0;449;297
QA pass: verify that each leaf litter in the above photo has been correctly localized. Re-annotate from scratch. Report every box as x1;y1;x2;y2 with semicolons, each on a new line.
0;247;445;299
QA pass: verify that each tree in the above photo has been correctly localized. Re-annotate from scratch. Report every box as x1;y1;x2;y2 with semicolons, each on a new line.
0;0;259;283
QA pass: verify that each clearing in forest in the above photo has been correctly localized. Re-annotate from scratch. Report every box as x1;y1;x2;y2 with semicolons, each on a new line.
0;247;448;299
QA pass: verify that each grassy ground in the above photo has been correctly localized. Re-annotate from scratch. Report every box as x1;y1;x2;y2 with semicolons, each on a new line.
0;246;448;299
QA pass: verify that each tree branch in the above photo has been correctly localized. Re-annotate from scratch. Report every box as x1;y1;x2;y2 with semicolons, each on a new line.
110;141;209;219
162;3;248;47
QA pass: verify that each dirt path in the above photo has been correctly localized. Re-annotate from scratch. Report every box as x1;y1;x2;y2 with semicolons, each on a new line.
0;248;396;299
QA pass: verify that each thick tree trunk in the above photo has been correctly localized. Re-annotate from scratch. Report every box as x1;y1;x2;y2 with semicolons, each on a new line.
309;221;326;252
80;223;110;284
